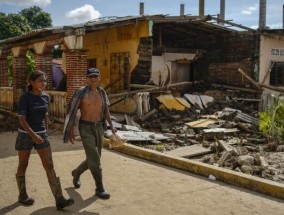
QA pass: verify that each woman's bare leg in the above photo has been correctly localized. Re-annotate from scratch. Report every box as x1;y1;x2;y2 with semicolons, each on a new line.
37;147;56;182
17;150;31;176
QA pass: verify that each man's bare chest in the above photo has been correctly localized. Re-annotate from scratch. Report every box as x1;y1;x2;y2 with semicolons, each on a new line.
81;92;102;107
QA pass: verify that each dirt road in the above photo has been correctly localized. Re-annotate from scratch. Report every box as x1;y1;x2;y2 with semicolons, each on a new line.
1;131;284;215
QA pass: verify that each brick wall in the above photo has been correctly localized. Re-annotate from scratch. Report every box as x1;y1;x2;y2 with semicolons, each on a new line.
0;59;8;87
12;56;27;111
65;49;88;104
35;53;53;90
208;60;253;85
0;50;10;87
194;34;259;86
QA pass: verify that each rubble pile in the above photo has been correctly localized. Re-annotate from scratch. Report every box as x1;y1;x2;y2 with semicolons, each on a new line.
126;88;284;184
1;84;283;184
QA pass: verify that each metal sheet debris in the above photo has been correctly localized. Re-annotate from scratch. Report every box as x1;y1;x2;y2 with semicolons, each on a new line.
105;130;169;142
157;95;189;110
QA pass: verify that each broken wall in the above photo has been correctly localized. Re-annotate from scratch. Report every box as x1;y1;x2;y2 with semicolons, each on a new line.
151;22;259;87
197;34;259;86
150;53;195;86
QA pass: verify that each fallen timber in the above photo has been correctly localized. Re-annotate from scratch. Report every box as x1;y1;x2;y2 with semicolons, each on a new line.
108;82;192;98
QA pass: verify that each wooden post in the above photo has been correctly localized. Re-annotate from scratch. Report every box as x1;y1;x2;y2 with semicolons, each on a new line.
237;68;262;91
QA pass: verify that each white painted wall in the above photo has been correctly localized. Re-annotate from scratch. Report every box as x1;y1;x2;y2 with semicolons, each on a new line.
150;53;195;86
151;56;170;86
259;35;284;84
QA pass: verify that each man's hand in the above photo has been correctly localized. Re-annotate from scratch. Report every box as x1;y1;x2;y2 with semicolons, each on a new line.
111;127;117;134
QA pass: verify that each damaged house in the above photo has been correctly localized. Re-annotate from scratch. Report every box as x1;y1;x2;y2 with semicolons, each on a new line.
0;1;283;119
1;0;284;194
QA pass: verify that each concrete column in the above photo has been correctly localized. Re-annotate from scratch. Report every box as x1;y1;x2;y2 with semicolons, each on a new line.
199;0;205;17
259;0;266;30
180;4;185;16
219;0;225;25
283;5;284;29
140;2;144;15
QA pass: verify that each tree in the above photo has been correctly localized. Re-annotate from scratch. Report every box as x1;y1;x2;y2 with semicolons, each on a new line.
20;6;52;29
0;13;32;40
0;6;52;40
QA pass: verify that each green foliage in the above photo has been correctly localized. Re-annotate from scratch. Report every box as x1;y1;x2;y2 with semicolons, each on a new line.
0;6;52;40
259;98;284;142
0;14;32;39
26;50;35;78
7;53;13;86
6;51;35;86
20;6;52;29
154;144;165;152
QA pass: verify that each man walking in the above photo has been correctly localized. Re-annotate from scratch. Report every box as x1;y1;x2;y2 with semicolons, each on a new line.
63;67;116;199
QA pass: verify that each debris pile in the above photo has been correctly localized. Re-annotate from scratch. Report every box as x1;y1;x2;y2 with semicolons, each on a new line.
111;85;284;184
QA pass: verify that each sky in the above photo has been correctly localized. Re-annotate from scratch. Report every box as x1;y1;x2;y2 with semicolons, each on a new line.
0;0;284;29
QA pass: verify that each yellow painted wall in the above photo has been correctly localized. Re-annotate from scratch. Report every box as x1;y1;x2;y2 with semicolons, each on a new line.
83;21;150;87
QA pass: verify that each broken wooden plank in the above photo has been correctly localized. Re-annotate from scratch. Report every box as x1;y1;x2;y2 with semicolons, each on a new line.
232;98;261;102
259;83;284;93
165;144;212;158
104;73;125;91
130;84;160;89
261;61;274;84
141;109;157;122
215;138;234;152
109;82;192;98
218;151;232;167
236;122;251;133
238;68;263;91
186;118;218;128
211;84;261;93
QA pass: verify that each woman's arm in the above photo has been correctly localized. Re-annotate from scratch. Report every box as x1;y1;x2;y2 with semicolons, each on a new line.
19;115;43;144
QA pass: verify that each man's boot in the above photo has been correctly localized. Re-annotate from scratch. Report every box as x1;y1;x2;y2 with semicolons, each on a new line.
49;177;74;210
16;175;34;205
71;161;88;188
91;169;110;199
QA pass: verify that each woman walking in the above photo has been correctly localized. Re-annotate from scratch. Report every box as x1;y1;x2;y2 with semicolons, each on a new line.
15;70;74;210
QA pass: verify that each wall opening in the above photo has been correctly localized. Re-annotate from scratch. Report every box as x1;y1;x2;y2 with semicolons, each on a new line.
270;61;284;86
110;52;130;92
